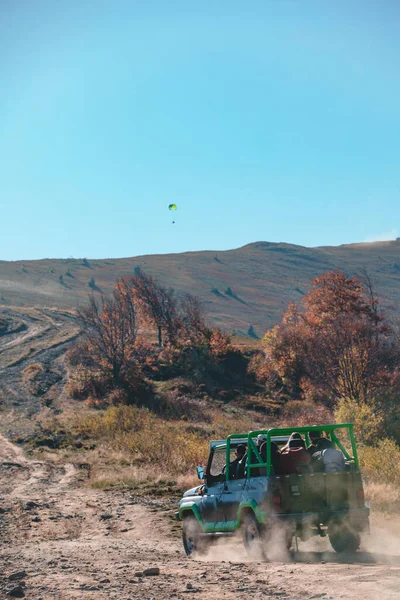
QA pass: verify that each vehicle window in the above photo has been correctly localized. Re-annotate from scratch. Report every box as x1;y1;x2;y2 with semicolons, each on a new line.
227;446;243;479
209;447;226;476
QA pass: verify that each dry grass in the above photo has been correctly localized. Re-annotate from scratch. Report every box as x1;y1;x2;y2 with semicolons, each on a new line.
75;405;209;474
66;403;262;491
90;463;183;495
22;362;44;382
358;439;400;487
61;445;201;495
364;481;400;514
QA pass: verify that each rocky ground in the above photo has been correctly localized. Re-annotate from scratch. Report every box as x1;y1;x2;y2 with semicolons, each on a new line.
1;434;400;600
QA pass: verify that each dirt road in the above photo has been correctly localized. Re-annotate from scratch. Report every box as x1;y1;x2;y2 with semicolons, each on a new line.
1;434;400;600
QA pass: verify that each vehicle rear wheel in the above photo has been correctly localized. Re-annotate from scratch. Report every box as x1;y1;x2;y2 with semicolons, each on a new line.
242;512;266;559
182;516;209;557
285;527;294;551
329;522;360;553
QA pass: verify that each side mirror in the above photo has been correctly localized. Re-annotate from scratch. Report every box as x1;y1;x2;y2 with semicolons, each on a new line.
196;466;205;480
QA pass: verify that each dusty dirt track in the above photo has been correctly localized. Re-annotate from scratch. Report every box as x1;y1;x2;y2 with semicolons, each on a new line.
1;435;400;600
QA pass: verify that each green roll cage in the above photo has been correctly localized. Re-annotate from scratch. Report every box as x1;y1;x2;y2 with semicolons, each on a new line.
224;423;358;481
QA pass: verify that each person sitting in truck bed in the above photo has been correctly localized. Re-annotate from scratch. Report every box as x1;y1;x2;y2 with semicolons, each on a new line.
306;430;321;456
311;438;345;473
258;440;281;475
251;435;267;476
280;431;302;454
279;434;311;475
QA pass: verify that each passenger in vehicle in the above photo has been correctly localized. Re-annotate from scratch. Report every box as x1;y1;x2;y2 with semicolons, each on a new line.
312;438;345;473
236;450;247;480
306;430;321;456
251;435;267;476
256;434;267;449
279;435;311;475
228;444;246;480
259;440;281;474
280;431;302;453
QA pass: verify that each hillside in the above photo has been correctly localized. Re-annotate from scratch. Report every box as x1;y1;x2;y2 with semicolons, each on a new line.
1;239;400;335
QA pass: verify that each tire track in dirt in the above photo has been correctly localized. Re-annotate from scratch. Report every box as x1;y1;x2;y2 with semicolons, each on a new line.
0;308;81;433
1;434;400;599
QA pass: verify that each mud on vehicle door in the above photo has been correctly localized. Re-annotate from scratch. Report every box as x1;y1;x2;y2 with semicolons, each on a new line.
202;479;224;529
219;477;247;525
202;444;227;529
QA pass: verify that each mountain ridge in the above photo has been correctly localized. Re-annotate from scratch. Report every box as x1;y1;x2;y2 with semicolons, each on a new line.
1;239;400;335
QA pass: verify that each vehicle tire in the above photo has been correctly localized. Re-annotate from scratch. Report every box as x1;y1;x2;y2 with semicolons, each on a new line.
329;522;360;553
284;526;294;551
241;512;266;559
182;515;209;557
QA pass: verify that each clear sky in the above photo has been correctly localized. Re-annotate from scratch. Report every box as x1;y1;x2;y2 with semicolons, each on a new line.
1;1;399;260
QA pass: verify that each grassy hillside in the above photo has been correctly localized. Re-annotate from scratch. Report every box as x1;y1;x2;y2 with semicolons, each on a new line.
1;239;400;334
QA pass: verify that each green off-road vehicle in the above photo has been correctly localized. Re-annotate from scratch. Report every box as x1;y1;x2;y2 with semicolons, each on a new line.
177;424;370;557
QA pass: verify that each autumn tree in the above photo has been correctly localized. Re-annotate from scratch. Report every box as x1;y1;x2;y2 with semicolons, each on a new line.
127;271;210;347
262;302;308;397
127;271;181;346
260;270;400;404
77;278;137;385
179;293;209;343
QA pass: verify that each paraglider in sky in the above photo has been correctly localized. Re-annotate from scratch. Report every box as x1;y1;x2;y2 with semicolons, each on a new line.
168;204;177;224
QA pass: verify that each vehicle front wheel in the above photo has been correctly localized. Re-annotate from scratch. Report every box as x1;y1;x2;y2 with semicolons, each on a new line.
182;516;209;557
329;522;360;553
241;512;266;559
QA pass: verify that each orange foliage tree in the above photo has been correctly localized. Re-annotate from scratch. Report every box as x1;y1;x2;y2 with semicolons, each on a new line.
259;270;400;404
72;270;245;401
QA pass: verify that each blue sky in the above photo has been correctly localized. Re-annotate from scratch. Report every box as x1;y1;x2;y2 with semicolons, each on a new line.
1;1;399;260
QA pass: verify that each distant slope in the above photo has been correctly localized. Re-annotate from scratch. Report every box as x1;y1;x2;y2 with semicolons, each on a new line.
1;240;400;335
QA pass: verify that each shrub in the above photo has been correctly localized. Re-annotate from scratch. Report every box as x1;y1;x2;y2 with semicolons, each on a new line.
211;288;224;297
210;411;254;439
359;439;400;487
65;366;112;400
159;392;212;423
373;389;400;444
280;400;332;427
66;342;96;368
105;388;130;406
75;404;209;474
334;397;384;446
23;363;44;382
363;481;400;513
247;325;258;339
